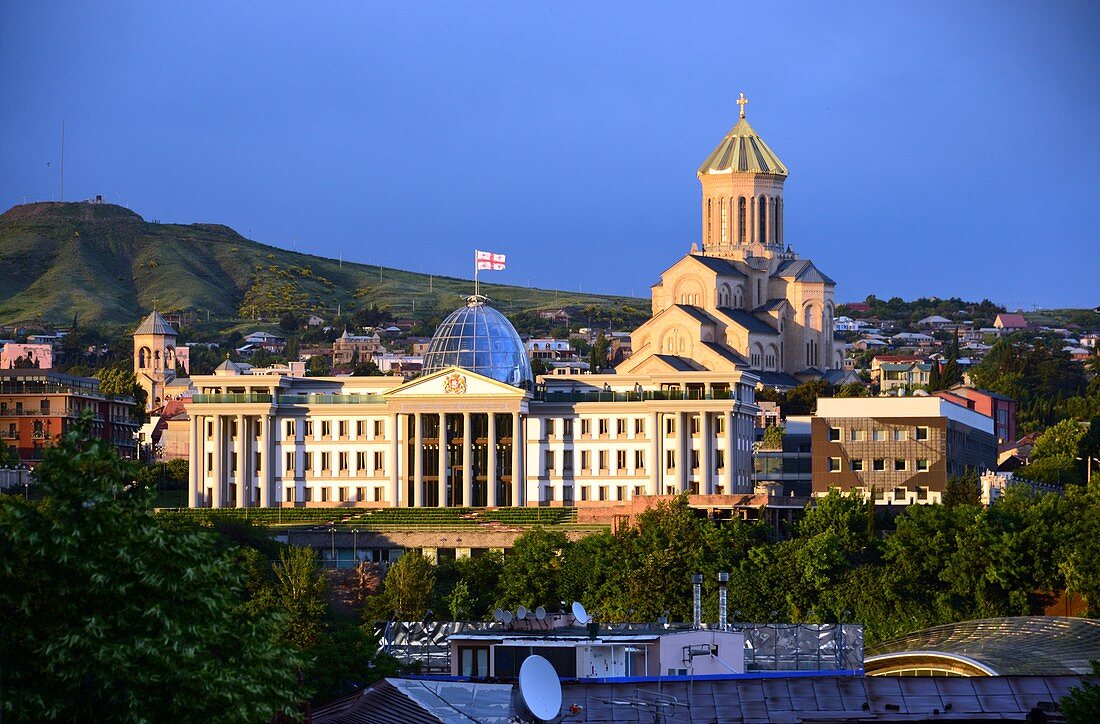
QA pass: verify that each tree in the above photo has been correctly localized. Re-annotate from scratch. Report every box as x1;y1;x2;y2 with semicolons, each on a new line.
0;415;299;721
1060;661;1100;724
380;551;435;619
95;367;147;417
759;424;784;450
943;469;981;507
0;443;18;467
497;527;569;611
588;333;611;372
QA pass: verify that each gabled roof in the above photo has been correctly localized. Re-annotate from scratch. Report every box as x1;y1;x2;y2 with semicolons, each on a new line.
685;254;748;277
134;311;177;337
700;341;747;366
652;354;708;372
995;312;1029;328
697;116;788;176
714;307;778;335
772;259;836;285
752;298;788;313
755;371;801;389
671;304;719;325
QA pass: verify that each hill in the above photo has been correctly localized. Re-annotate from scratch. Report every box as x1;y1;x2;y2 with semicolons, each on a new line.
0;202;646;329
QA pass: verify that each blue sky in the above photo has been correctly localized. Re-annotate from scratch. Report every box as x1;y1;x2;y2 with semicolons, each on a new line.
2;1;1098;309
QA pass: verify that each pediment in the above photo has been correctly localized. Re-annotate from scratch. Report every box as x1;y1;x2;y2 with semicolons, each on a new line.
385;366;529;399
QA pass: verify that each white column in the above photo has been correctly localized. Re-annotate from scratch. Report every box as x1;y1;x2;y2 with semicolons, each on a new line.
648;411;660;496
678;412;689;493
487;412;498;507
188;414;200;507
235;414;247;508
211;415;224;508
414;412;424;507
511;412;522;507
258;414;271;507
702;411;713;495
462;411;473;507
389;413;400;508
438;412;447;507
723;411;736;494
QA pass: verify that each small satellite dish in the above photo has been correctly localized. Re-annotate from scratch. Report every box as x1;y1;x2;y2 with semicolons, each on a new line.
503;610;513;625
493;608;505;622
517;605;528;620
571;601;590;625
535;606;547;621
517;655;562;723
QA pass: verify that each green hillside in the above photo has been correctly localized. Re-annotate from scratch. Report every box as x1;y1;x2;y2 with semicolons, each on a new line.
0;202;645;329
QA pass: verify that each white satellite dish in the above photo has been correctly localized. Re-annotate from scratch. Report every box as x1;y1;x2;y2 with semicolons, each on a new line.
517;605;528;620
517;655;562;723
503;609;513;625
535;606;547;621
493;608;505;622
571;601;590;625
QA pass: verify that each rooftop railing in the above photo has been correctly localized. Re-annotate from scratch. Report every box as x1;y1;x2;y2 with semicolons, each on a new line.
192;393;273;404
275;394;387;405
538;388;737;403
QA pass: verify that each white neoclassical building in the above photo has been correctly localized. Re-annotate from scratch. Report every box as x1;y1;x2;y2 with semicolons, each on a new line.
186;297;759;509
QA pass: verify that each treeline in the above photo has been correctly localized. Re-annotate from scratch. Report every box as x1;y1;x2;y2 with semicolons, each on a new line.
838;295;1005;326
971;335;1100;432
0;417;400;721
366;487;1100;646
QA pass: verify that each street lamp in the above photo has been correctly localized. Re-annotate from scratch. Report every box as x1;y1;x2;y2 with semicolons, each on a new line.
352;528;359;564
1077;456;1099;487
329;522;336;568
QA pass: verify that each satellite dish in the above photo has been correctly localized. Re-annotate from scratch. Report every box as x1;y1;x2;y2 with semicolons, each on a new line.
493;608;505;622
517;655;562;723
535;606;547;621
503;610;513;625
517;605;528;620
571;601;590;625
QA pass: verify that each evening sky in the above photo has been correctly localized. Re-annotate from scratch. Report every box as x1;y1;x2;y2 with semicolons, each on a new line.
2;1;1098;308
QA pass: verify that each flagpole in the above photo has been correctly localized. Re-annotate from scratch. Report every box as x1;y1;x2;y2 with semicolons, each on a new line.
474;251;479;298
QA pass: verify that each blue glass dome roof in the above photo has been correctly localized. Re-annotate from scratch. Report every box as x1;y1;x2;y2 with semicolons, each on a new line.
421;296;533;388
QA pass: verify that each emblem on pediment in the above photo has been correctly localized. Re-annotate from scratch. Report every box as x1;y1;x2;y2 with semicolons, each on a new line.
443;372;467;395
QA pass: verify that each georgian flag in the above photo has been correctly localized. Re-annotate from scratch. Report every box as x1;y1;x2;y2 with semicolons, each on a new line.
476;250;506;271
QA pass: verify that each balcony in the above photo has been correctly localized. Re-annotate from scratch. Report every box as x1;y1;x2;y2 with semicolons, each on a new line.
538;388;737;404
275;394;387;405
192;393;273;404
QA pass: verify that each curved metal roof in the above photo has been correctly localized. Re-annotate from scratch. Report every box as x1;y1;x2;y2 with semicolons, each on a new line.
421;296;533;388
865;616;1100;676
697;116;788;177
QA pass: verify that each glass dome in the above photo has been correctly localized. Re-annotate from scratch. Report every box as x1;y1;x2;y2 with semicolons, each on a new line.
421;296;533;388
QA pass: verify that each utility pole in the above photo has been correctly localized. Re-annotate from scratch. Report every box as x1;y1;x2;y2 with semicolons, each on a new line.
59;119;65;202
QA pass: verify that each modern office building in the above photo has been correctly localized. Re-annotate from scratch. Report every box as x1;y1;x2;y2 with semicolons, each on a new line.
185;296;759;508
811;397;997;504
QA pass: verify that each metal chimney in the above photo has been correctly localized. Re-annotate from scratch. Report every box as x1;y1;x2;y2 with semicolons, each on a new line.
691;574;703;629
717;572;729;630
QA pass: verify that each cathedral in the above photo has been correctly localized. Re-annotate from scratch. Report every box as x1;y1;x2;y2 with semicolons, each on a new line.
618;95;842;387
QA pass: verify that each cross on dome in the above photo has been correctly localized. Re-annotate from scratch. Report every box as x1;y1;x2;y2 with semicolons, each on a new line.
737;92;748;119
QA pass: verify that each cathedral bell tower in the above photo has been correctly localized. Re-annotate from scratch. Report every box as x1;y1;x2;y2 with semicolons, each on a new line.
133;311;178;411
697;93;789;261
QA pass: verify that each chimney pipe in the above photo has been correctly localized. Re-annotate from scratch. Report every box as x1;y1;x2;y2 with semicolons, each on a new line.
718;572;729;630
691;574;703;629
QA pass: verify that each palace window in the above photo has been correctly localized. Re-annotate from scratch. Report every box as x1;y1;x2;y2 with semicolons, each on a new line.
374;452;384;473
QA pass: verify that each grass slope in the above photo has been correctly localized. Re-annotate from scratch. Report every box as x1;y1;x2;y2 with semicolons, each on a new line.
0;202;644;327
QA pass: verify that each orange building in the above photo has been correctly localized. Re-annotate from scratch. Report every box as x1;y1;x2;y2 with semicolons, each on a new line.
0;369;139;466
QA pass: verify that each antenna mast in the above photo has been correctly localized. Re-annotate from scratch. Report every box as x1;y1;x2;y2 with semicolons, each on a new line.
59;119;65;202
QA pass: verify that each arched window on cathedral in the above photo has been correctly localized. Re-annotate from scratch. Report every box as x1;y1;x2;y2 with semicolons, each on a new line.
719;199;728;244
774;198;782;246
759;196;768;243
707;198;712;244
738;197;746;243
757;279;762;304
